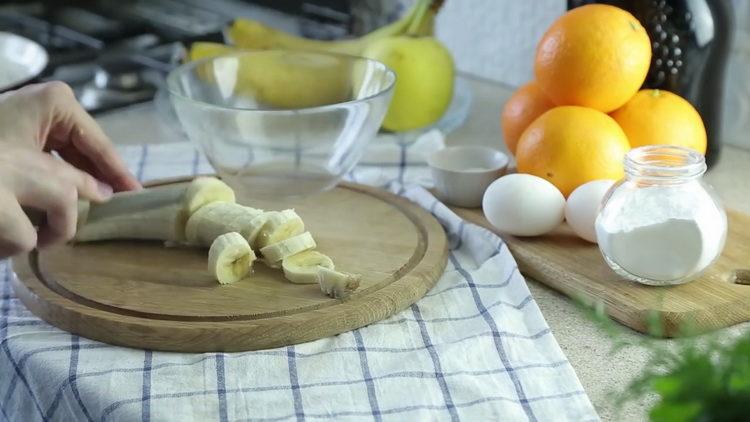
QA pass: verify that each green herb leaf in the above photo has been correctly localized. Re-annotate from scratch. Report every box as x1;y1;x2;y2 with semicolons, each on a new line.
649;401;702;422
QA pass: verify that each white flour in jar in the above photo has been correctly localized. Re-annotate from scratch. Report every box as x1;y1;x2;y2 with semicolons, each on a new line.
596;185;727;284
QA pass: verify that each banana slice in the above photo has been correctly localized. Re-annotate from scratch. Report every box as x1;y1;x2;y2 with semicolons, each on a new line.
240;213;269;246
185;202;264;246
208;232;256;284
282;251;335;284
318;267;361;299
184;177;236;216
260;231;316;265
255;209;305;249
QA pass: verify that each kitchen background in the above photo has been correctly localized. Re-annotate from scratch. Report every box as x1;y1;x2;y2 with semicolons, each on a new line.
0;0;750;152
1;0;746;149
0;2;746;420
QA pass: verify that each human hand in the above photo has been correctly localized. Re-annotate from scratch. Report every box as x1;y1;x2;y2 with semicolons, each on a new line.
0;82;141;257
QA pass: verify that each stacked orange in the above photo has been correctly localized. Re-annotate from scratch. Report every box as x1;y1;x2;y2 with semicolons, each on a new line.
501;4;707;197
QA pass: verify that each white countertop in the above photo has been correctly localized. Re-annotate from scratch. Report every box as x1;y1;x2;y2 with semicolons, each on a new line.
97;75;750;421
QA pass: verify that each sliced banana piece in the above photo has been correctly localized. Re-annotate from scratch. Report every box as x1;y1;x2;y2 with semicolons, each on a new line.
282;251;335;284
208;232;256;284
184;177;236;216
318;267;361;299
185;202;264;246
260;232;316;265
240;213;269;246
255;209;304;249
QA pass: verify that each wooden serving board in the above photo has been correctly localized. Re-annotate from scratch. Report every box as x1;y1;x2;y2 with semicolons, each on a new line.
12;180;448;352
451;206;750;337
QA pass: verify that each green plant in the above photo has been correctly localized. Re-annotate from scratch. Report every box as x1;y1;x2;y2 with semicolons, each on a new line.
580;300;750;421
622;332;750;421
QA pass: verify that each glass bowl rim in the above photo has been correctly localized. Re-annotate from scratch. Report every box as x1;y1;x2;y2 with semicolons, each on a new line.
166;49;397;114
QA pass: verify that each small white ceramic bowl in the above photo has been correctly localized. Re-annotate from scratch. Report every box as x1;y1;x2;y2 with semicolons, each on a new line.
427;146;509;208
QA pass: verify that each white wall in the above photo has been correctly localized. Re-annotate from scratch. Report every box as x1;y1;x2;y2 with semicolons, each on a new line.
435;0;564;87
722;1;750;149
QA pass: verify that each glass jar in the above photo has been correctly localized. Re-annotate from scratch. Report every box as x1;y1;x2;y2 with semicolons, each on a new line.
595;145;727;285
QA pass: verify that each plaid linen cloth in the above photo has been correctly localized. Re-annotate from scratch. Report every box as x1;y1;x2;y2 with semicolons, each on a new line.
0;135;598;421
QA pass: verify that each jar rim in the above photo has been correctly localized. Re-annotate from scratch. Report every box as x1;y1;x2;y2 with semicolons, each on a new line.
624;145;707;179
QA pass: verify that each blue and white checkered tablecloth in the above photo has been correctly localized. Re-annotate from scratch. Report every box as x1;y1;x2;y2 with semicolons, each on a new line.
0;134;598;421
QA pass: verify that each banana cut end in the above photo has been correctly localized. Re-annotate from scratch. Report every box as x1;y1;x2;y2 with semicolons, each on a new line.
184;177;236;216
255;209;305;249
318;268;361;299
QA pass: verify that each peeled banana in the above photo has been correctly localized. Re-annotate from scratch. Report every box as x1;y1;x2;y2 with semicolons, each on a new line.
208;232;256;284
282;250;335;284
73;177;361;297
75;177;234;243
260;232;316;265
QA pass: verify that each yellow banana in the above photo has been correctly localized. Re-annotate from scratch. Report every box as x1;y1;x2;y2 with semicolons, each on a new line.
226;0;436;55
186;45;351;108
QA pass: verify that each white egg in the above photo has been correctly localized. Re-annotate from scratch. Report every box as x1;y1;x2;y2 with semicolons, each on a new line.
482;174;565;236
564;180;616;243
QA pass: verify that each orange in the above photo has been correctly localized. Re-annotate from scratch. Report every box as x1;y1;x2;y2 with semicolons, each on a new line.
534;4;651;113
516;106;631;197
611;89;707;154
501;81;556;155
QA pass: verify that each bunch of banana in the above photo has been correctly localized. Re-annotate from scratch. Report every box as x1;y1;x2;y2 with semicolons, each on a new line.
224;0;437;55
185;0;436;109
75;177;360;298
187;0;454;131
188;46;353;109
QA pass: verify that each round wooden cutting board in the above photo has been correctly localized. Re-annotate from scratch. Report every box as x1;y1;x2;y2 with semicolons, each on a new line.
12;180;448;352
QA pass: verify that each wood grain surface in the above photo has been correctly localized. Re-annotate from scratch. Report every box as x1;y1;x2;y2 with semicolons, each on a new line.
451;206;750;337
12;180;448;352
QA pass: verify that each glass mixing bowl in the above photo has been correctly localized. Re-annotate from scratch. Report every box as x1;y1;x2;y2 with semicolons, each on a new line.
167;50;395;198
